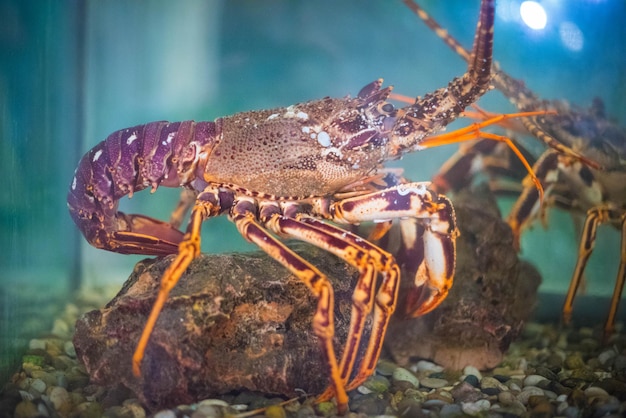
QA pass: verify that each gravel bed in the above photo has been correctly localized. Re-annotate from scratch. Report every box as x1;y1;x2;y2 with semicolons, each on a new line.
1;288;625;418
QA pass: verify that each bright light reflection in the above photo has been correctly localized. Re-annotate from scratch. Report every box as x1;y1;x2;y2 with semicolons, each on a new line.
520;1;547;30
559;21;584;51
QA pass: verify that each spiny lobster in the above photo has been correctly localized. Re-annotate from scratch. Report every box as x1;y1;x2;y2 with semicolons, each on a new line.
68;0;542;412
404;0;626;337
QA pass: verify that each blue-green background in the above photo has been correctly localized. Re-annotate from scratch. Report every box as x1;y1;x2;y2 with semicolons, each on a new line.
1;0;625;383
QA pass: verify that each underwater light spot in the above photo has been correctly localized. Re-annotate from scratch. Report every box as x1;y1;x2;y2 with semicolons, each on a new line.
520;1;547;30
559;21;584;52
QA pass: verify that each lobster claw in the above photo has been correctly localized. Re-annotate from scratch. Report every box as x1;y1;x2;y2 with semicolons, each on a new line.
404;279;450;318
397;201;457;318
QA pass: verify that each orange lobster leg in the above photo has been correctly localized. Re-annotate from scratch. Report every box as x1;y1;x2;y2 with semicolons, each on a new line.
329;182;457;383
507;150;561;246
132;188;222;375
563;207;626;337
132;203;204;375
264;211;400;402
230;199;349;413
608;214;626;337
416;110;555;203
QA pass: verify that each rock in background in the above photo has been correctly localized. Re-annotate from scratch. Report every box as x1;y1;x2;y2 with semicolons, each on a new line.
73;185;540;411
386;185;542;370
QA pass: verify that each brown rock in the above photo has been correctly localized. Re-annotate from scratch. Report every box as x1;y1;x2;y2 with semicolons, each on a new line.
385;185;541;371
74;245;357;411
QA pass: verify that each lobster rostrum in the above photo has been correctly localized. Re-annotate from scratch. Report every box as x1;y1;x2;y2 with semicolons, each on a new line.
68;0;524;411
405;0;626;337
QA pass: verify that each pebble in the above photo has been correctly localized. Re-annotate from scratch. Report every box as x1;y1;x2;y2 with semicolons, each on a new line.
396;397;424;416
48;386;71;415
350;394;387;415
13;400;41;418
497;390;516;405
3;293;626;418
391;367;419;388
463;365;482;381
420;377;449;389
564;353;586;369
438;403;462;417
480;376;508;392
360;375;390;393
463;374;479;387
516;386;546;405
413;360;444;374
264;404;287;418
64;341;77;358
584;385;609;399
461;399;490;416
29;378;46;394
375;359;397;376
28;339;47;351
449;381;483;403
523;374;549;387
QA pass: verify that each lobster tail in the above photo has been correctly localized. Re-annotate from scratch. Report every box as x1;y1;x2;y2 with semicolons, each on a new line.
67;120;219;255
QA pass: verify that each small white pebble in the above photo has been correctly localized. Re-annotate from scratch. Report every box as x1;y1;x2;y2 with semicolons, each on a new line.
197;398;230;407
357;385;373;394
18;390;34;401
523;374;548;387
461;399;491;416
153;411;177;418
29;379;46;394
230;404;248;411
28;339;46;351
412;360;444;373
463;365;482;380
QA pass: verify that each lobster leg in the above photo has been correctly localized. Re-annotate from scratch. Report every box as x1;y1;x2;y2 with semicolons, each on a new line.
169;189;198;229
329;182;457;383
260;208;400;403
507;150;561;247
109;213;185;256
563;207;626;337
132;189;222;376
230;199;349;413
607;213;626;337
431;138;535;195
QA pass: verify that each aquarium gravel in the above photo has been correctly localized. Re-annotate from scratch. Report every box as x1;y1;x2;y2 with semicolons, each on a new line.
1;288;625;418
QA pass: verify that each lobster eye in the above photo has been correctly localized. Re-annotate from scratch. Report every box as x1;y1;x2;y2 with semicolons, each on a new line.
380;103;395;114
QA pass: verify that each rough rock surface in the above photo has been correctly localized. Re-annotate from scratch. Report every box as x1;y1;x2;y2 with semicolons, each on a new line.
74;246;357;411
385;185;542;370
73;185;540;410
